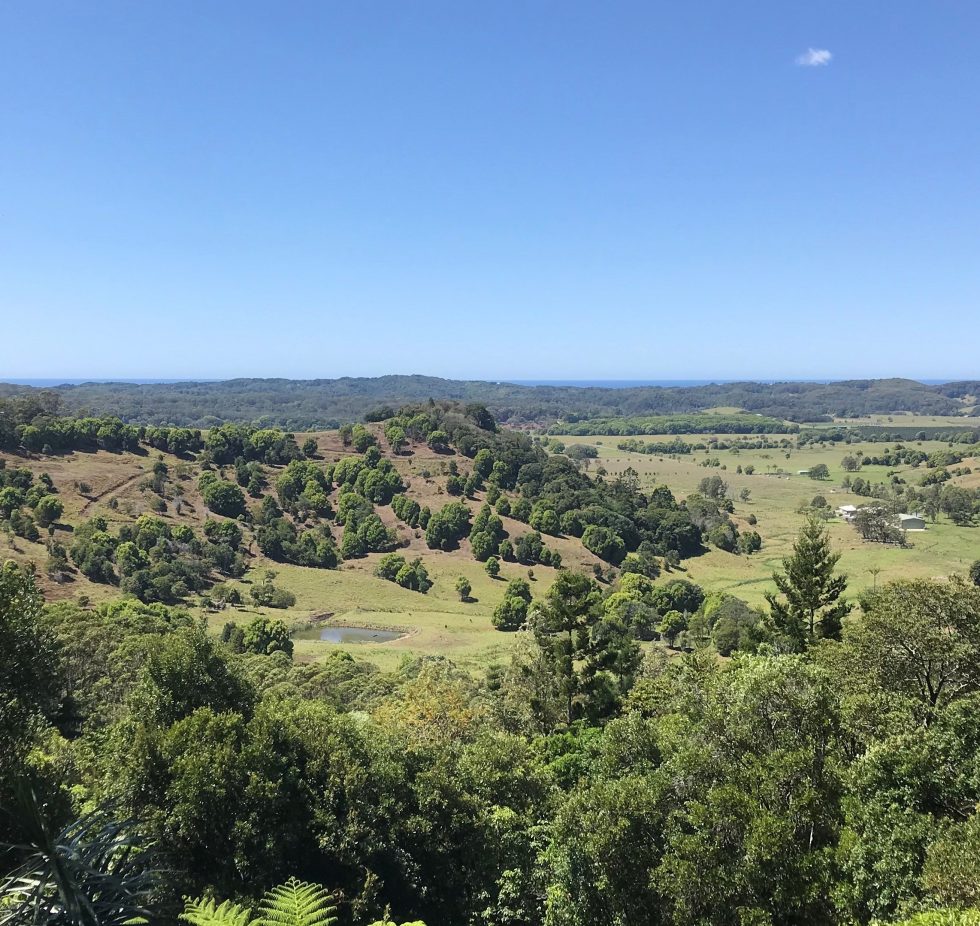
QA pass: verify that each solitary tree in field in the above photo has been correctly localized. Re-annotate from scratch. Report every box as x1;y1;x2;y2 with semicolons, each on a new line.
427;430;450;453
765;514;851;650
385;424;407;455
658;609;687;648
455;576;472;601
869;565;882;591
33;495;63;528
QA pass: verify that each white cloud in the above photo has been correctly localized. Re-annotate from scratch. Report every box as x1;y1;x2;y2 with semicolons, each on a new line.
796;48;833;67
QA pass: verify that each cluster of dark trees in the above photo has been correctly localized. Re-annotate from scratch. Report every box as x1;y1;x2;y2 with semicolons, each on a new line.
216;442;406;569
0;461;62;544
480;457;694;565
375;552;432;592
4;412;201;457
203;423;303;466
68;513;248;602
801;426;980;445
842;446;932;469
490;576;535;630
275;459;333;517
424;500;471;551
331;447;403;504
389;421;706;566
552;413;797;436
0;389;203;454
391;493;426;528
254;497;340;568
337;491;396;559
849;503;911;545
5;525;980;926
220;613;294;657
618;437;696;455
618;435;801;455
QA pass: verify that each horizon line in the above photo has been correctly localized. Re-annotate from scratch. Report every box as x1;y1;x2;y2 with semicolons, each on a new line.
1;375;973;385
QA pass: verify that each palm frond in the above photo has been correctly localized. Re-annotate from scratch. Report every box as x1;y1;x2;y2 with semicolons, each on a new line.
179;896;254;926
256;878;337;926
0;789;155;926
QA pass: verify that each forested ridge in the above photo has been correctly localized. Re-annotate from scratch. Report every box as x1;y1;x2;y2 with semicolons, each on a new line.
0;375;973;429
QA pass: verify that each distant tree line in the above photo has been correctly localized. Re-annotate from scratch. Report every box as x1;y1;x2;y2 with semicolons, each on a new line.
1;375;970;428
551;413;797;436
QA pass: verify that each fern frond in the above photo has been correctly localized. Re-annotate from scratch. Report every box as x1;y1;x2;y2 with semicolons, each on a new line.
256;877;337;926
180;896;254;926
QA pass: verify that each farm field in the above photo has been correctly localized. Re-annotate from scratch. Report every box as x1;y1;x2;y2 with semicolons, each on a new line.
200;548;564;671
822;413;980;428
557;433;980;608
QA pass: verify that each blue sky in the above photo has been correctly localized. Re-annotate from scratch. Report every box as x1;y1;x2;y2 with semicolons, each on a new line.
1;1;978;381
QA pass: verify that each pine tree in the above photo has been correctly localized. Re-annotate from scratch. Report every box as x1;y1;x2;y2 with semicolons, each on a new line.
532;570;639;724
765;514;851;650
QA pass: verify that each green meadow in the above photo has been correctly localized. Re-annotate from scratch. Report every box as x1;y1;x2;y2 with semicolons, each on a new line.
199;550;562;671
561;433;980;609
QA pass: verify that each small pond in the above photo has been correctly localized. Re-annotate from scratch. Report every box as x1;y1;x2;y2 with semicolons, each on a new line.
292;625;406;645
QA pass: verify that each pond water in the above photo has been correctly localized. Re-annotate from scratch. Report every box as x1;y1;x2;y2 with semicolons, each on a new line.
292;625;405;644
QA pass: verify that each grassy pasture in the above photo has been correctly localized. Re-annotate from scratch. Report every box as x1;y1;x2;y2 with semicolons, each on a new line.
202;551;560;671
558;433;980;609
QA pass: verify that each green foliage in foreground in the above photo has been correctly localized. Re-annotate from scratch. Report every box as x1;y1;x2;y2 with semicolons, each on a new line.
889;913;980;926
181;878;338;926
6;547;980;926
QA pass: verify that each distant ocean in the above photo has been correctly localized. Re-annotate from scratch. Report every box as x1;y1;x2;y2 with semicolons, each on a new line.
3;378;207;386
510;379;726;388
3;377;955;388
510;378;953;388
